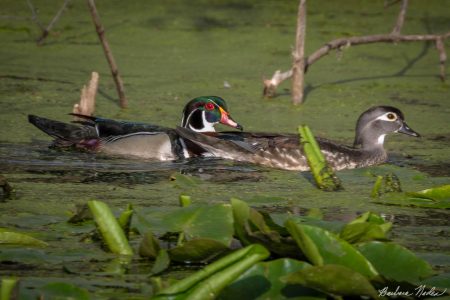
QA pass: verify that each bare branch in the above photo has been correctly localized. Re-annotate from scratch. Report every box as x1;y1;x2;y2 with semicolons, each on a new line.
435;38;447;82
26;0;44;31
391;0;408;35
87;0;128;108
291;0;307;105
36;0;71;45
263;0;450;98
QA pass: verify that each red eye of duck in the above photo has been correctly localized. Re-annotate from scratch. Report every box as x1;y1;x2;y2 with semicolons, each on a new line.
205;102;215;111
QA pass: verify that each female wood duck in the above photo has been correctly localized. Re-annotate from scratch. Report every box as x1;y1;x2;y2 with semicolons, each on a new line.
28;96;243;160
174;106;420;171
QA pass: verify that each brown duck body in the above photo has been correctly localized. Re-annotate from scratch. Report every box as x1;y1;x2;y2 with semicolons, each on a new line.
176;130;387;171
175;106;420;171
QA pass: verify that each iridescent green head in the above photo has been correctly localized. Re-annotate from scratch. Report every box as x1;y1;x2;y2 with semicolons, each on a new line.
181;96;243;132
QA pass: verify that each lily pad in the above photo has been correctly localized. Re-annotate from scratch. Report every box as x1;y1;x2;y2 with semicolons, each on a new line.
285;221;378;279
0;229;48;247
281;264;378;298
339;212;392;243
168;238;230;263
39;282;90;300
146;204;234;246
373;185;450;209
219;258;326;299
155;244;270;300
358;241;433;283
150;249;171;276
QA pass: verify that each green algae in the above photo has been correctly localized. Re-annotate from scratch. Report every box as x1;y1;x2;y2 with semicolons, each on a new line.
0;0;449;298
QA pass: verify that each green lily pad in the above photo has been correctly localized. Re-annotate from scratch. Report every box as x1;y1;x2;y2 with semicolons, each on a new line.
39;282;90;300
87;200;133;255
339;212;392;244
281;264;378;298
0;229;48;247
151;249;171;276
155;244;270;300
420;272;450;290
147;204;234;246
231;198;300;258
358;241;434;283
139;231;161;259
168;238;230;263
219;258;326;299
285;221;378;279
408;185;450;200
373;185;450;209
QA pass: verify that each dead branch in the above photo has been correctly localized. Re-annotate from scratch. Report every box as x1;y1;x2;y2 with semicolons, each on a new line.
87;0;128;109
26;0;44;31
263;1;450;99
73;72;99;117
391;0;408;35
291;0;307;105
36;0;71;45
435;38;447;81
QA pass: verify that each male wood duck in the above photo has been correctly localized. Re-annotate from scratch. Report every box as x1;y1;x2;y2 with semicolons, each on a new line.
175;106;420;171
28;96;243;160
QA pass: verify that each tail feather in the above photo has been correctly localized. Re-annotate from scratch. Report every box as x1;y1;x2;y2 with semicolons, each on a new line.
28;115;97;141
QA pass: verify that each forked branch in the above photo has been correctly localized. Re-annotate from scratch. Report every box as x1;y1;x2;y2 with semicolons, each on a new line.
263;0;449;101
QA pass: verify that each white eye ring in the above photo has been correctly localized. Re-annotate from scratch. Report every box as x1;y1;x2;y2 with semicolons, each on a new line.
376;112;397;121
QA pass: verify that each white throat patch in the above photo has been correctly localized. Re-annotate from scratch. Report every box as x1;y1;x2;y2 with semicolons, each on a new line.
377;134;386;145
189;111;216;132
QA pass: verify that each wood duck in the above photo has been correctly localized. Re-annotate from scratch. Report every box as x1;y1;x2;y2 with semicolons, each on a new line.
174;106;420;171
28;96;243;160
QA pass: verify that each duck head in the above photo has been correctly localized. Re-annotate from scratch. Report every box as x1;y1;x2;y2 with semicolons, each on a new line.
353;106;420;149
181;96;243;132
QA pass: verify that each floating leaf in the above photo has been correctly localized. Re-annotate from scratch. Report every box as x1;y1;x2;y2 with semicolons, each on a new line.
87;200;133;255
139;231;161;258
358;241;433;283
118;204;133;239
39;282;90;300
231;199;300;258
170;172;200;189
420;272;450;290
155;204;234;246
282;264;378;298
219;258;326;299
285;221;378;279
151;249;171;276
298;125;342;191
407;185;450;201
373;185;450;209
155;244;270;300
168;238;230;263
0;229;48;247
1;277;18;300
285;220;323;266
340;212;392;243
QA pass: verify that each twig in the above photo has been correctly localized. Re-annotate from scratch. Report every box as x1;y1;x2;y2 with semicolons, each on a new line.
263;2;449;98
26;0;44;30
73;71;99;117
36;0;71;45
435;38;447;82
87;0;128;108
291;0;307;105
391;0;408;35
